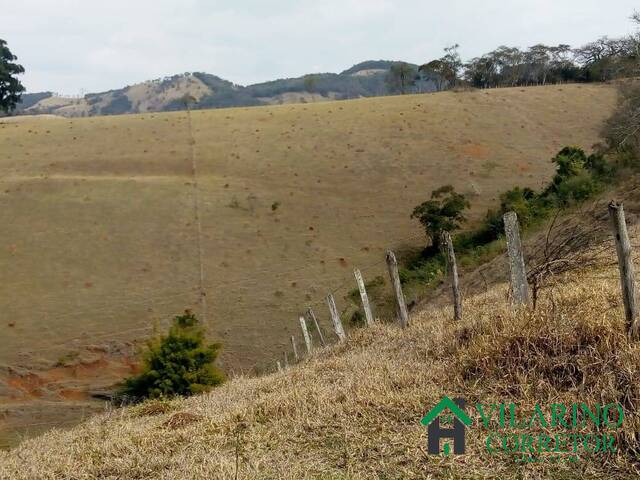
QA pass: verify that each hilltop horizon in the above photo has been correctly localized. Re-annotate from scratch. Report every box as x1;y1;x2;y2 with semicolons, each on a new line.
14;60;435;117
22;60;412;97
5;1;637;95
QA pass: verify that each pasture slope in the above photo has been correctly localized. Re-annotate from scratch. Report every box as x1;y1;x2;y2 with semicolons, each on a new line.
1;188;639;478
0;83;617;447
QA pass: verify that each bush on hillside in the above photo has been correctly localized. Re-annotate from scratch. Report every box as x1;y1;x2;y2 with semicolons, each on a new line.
496;187;551;227
482;147;614;242
401;146;619;294
399;254;446;286
552;172;601;205
544;146;611;204
120;310;225;401
411;185;470;253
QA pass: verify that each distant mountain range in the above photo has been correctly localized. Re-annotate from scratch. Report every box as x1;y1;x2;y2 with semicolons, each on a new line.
15;60;437;117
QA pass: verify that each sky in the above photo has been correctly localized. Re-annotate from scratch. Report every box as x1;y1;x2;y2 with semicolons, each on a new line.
2;0;639;95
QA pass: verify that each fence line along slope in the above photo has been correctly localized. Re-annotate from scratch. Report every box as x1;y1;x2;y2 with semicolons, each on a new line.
1;214;638;478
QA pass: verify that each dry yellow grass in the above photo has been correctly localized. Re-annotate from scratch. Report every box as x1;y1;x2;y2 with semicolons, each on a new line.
1;254;638;478
0;83;619;445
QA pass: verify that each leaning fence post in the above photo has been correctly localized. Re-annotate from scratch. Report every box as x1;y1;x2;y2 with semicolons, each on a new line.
354;268;374;326
306;307;326;347
299;316;313;354
386;250;409;328
608;201;639;340
503;211;529;306
326;293;346;341
443;232;462;321
290;335;299;362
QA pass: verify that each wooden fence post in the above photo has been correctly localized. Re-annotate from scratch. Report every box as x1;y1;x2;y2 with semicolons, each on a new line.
386;250;409;328
306;307;326;347
354;268;374;326
608;201;639;340
290;335;299;362
277;361;282;373
299;316;313;354
503;211;529;306
326;293;346;341
443;232;462;321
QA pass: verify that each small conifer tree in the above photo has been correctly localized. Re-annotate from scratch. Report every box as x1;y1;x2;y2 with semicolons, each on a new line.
120;310;225;401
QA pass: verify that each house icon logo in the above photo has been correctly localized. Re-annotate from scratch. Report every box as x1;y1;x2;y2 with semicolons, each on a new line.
421;397;472;455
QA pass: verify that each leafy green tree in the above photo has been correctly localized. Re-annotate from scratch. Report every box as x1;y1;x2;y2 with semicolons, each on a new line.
419;59;454;91
0;39;25;114
441;44;463;86
303;74;318;93
120;310;225;401
419;45;462;91
411;185;470;252
385;62;417;94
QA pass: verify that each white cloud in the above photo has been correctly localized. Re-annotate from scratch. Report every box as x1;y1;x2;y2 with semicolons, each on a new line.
1;0;638;94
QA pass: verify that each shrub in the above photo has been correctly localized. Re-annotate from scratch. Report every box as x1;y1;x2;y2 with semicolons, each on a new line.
120;310;225;401
585;152;615;178
399;256;445;285
550;146;589;180
553;172;601;205
454;186;550;251
545;147;611;205
498;187;537;226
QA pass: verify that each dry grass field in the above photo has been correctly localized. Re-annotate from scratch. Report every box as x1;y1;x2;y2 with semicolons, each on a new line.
1;239;639;478
0;83;618;447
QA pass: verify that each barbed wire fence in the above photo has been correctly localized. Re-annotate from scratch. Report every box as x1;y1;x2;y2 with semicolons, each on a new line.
276;201;640;373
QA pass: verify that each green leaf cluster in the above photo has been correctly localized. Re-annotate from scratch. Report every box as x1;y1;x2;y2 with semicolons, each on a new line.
120;310;225;401
410;185;470;252
0;39;26;114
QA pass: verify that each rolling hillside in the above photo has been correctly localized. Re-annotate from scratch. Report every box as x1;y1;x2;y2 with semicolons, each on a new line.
1;225;639;478
14;61;431;117
0;83;618;447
